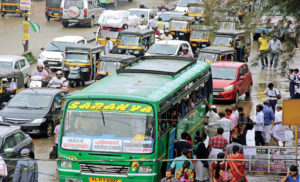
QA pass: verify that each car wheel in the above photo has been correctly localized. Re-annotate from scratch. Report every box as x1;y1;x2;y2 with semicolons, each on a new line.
234;91;239;103
62;22;69;28
45;121;54;137
245;84;252;97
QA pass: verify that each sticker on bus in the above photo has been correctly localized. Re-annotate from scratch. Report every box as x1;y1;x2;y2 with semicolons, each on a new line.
123;140;153;153
62;137;91;150
93;139;123;152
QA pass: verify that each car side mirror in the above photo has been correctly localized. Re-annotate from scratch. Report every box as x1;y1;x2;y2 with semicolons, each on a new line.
41;47;45;51
239;76;245;80
4;148;16;154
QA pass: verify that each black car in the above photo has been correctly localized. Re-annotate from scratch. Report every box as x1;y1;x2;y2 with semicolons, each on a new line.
0;125;34;180
0;88;67;137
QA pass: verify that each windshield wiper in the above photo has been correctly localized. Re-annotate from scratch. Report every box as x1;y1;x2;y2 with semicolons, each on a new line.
49;42;61;51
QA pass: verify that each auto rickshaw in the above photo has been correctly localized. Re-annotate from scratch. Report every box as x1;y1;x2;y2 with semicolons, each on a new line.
114;29;155;57
45;0;62;21
0;69;24;103
189;25;213;54
97;27;124;46
63;44;105;87
169;16;195;41
187;2;206;22
211;29;251;62
198;46;237;63
1;0;23;17
96;54;136;79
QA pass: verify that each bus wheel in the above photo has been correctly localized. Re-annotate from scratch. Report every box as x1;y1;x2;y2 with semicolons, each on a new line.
62;22;69;28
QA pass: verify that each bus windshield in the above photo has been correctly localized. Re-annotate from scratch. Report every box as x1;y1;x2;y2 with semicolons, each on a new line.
65;53;89;63
61;100;155;154
119;35;140;46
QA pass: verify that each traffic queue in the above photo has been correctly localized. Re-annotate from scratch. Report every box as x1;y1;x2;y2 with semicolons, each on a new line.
0;0;257;181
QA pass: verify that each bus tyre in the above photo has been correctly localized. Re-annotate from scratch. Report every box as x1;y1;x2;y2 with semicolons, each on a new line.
62;22;69;28
45;121;54;137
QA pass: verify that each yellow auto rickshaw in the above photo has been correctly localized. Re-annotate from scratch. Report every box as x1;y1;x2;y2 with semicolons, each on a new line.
96;54;136;80
63;44;105;87
0;69;25;103
1;0;23;17
115;29;155;57
169;16;195;41
187;2;206;22
45;0;62;21
189;25;213;54
97;27;124;46
198;46;237;63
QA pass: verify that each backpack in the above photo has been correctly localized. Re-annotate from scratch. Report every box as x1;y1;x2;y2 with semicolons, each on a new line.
246;116;254;130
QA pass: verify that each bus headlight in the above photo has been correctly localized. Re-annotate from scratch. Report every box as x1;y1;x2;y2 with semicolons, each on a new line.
81;68;89;72
61;161;72;169
138;165;152;173
0;116;3;122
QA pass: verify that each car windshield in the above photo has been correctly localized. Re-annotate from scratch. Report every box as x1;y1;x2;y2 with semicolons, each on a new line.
65;53;89;63
212;36;233;47
0;62;12;69
160;13;183;22
189;7;204;14
8;93;52;109
170;21;188;30
198;53;217;62
147;44;177;55
211;67;237;80
191;31;208;39
99;29;119;39
129;10;148;19
99;61;121;73
178;0;197;7
219;22;235;30
45;41;74;52
46;0;61;8
119;35;140;46
62;100;155;154
64;0;84;9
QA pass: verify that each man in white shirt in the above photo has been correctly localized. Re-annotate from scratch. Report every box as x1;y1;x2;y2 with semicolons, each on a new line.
271;105;286;146
48;71;68;88
5;77;17;94
204;99;220;138
264;82;280;112
214;112;233;142
267;36;282;70
161;31;173;40
255;104;265;146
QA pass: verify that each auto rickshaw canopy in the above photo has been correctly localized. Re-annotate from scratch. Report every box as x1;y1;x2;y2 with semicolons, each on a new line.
100;54;137;64
119;29;155;37
170;16;195;23
65;44;105;54
0;68;24;90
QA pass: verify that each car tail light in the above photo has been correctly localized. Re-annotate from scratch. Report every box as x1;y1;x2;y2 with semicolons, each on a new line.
59;7;63;16
84;8;87;17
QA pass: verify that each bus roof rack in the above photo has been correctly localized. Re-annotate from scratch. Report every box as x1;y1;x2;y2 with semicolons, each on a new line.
117;56;197;77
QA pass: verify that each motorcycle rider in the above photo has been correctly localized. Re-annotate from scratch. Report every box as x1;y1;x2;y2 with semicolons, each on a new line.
31;65;49;87
48;71;68;88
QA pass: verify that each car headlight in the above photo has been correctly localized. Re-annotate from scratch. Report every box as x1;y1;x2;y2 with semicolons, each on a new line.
0;116;3;122
223;85;234;91
138;165;152;173
134;50;140;54
31;118;46;124
81;68;89;72
61;161;72;169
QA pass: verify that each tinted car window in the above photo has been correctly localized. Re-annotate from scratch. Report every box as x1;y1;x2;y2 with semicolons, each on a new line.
3;135;17;151
19;59;26;68
14;62;20;70
14;133;26;145
244;65;249;74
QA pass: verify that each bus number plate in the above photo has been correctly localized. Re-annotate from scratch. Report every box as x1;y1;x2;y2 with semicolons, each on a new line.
89;177;122;182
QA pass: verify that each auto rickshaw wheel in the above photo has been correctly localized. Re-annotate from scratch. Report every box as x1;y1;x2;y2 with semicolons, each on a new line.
62;22;69;28
1;13;5;17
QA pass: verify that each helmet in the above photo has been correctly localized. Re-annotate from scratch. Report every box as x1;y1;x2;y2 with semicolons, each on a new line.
37;65;43;69
56;71;63;75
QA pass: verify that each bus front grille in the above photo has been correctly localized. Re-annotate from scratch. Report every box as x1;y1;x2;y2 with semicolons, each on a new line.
80;164;129;175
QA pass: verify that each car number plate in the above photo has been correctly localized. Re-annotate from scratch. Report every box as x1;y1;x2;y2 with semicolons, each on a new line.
213;92;219;96
88;177;122;182
48;61;57;65
179;33;184;36
192;43;197;47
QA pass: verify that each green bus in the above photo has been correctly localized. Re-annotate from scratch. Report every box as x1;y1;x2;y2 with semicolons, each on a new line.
57;56;213;182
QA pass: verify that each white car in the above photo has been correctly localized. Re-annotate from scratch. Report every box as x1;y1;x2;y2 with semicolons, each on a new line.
37;36;87;69
175;0;201;12
145;40;193;57
0;55;31;84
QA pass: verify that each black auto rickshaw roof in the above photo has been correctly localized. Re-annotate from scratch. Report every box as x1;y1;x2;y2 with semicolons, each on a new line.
215;29;246;36
199;46;236;54
120;29;154;36
100;54;137;63
0;69;23;79
65;44;105;54
170;16;195;22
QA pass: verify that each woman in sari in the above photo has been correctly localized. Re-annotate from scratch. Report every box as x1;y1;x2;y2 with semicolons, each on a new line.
226;145;248;182
210;153;228;182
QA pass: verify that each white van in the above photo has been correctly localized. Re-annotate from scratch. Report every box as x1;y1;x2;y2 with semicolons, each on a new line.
37;36;87;69
60;0;103;27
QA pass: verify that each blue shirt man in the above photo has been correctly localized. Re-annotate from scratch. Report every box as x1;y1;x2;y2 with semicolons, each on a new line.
105;37;113;55
170;148;194;175
262;101;275;126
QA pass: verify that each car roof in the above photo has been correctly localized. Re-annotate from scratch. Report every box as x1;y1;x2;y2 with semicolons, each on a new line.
0;125;20;138
154;40;189;45
0;55;26;62
211;61;245;68
19;88;64;95
52;36;85;42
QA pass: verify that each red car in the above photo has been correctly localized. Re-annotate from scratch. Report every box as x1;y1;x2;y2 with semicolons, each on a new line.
211;62;252;103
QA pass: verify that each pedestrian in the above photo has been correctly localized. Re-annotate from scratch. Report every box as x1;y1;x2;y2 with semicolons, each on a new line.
225;108;238;142
153;27;161;36
208;128;228;166
13;148;38;182
258;31;269;69
271;105;286;146
174;132;192;157
281;165;299;182
105;37;113;55
156;17;165;32
227;145;248;182
161;170;179;182
204;99;220;139
267;35;282;71
214;112;233;142
254;104;265;146
237;107;248;145
161;31;173;40
0;155;7;182
175;160;194;182
225;136;243;157
53;120;61;156
148;15;157;30
294;69;300;98
288;69;296;99
231;104;239;118
170;148;194;175
193;137;209;182
264;83;280;112
180;47;194;58
262;100;275;144
287;20;298;49
210;152;228;182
